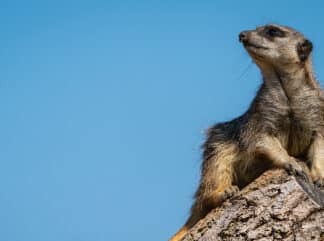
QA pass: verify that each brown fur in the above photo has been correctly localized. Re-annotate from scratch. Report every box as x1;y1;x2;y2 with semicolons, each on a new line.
169;24;324;241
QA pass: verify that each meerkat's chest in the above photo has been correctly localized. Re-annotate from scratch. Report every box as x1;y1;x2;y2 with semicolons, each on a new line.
284;93;320;156
286;116;314;156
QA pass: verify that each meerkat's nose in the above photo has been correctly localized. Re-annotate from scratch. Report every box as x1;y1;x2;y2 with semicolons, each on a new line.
239;31;248;42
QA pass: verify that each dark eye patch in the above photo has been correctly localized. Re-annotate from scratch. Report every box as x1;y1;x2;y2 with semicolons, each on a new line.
263;26;286;38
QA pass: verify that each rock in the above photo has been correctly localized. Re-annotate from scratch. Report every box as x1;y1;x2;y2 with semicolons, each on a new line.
182;169;324;241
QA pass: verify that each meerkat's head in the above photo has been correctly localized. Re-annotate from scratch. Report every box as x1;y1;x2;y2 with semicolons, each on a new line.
239;24;313;71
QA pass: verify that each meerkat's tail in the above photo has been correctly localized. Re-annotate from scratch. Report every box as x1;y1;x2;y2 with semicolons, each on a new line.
169;207;203;241
168;226;188;241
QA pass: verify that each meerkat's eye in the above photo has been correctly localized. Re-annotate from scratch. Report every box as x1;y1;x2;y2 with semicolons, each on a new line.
265;27;284;38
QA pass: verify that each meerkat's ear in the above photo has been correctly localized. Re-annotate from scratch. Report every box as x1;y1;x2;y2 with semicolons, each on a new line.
297;39;313;62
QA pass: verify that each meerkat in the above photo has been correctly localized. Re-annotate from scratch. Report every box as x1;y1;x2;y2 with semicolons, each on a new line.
169;24;324;241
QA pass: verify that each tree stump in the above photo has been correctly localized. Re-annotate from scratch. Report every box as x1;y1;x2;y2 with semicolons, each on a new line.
182;169;324;241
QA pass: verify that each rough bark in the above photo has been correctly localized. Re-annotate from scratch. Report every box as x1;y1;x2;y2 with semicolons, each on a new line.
182;169;324;241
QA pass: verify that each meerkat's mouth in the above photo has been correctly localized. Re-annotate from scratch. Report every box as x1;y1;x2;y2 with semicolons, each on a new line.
243;42;269;50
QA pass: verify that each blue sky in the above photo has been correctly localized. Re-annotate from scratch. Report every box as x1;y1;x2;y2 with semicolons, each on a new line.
1;1;324;241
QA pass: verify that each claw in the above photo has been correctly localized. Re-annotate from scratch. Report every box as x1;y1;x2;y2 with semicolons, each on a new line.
206;185;240;208
311;169;324;188
296;169;310;182
285;162;310;182
222;185;240;201
314;178;324;188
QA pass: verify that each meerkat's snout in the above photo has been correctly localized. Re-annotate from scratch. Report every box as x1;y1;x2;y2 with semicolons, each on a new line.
239;31;248;43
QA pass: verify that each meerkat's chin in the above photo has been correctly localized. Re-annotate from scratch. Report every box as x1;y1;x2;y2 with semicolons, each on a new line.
246;49;265;62
243;43;269;61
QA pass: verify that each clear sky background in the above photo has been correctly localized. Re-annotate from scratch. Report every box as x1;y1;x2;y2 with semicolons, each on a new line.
1;1;324;241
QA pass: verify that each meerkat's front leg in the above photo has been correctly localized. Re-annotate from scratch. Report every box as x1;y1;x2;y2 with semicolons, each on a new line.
308;133;324;187
202;143;240;208
253;135;309;180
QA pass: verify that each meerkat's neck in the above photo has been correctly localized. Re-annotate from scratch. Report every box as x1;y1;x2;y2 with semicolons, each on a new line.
261;60;319;99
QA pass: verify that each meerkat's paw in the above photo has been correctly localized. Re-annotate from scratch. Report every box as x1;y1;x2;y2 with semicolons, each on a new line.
222;185;240;201
206;185;240;208
284;159;310;182
314;178;324;187
311;168;324;187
